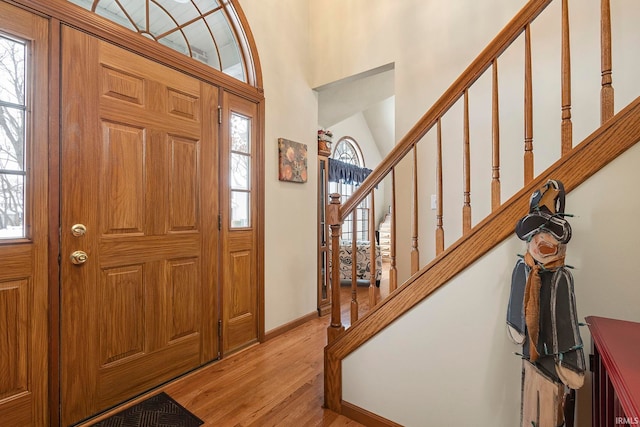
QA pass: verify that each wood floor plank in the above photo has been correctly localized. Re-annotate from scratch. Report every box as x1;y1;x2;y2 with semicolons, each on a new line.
159;316;365;426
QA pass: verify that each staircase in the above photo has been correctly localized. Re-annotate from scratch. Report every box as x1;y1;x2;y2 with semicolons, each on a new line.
324;0;640;424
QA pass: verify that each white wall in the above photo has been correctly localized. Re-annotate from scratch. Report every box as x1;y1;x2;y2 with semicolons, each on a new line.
239;0;319;330
343;142;640;427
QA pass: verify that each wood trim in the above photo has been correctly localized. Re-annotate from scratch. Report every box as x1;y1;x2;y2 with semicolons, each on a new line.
263;311;318;341
341;400;403;427
47;17;62;427
256;89;266;344
325;95;640;412
339;0;553;219
7;0;264;102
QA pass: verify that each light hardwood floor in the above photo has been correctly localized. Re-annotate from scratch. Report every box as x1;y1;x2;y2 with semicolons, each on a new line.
83;263;392;426
162;317;365;427
80;316;364;427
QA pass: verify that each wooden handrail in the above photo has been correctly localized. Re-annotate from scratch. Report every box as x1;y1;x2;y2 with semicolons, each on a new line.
339;0;553;220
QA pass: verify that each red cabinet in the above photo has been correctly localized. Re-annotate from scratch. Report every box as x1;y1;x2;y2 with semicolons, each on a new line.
587;316;640;427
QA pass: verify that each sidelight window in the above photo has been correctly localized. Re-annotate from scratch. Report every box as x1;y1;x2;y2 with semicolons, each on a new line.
0;34;27;239
230;112;251;228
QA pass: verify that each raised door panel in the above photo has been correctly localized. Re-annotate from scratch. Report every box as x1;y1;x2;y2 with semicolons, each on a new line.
0;279;29;399
167;258;201;342
169;137;200;231
99;265;145;365
100;122;146;234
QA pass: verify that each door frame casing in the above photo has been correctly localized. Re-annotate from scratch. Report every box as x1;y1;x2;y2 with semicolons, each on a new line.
3;1;264;425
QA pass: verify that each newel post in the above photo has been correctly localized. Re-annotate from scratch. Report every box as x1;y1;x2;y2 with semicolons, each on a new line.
327;193;345;343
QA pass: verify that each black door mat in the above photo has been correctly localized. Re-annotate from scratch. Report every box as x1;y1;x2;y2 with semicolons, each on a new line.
91;392;204;427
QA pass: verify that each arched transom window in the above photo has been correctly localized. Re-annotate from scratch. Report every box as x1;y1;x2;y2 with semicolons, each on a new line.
68;0;250;83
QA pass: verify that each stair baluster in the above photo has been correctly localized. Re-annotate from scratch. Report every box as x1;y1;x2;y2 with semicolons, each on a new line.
601;0;614;123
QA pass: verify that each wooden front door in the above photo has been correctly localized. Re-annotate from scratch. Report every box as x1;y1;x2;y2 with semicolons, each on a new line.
60;27;219;425
0;3;49;426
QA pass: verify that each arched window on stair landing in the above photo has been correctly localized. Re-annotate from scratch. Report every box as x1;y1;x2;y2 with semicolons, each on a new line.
330;137;370;242
67;0;258;85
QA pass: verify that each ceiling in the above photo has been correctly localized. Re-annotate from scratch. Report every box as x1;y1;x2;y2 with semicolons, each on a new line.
315;64;395;157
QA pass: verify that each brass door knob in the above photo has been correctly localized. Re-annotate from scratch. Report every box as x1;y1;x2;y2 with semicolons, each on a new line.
70;250;88;265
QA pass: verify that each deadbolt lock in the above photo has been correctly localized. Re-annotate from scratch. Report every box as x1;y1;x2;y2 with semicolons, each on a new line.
70;250;88;265
71;224;87;237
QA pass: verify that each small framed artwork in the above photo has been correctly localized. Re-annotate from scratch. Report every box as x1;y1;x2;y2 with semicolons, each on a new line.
278;138;308;183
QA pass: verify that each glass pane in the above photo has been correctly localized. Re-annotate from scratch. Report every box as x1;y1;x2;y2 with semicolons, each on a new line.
158;30;189;56
0;174;24;239
67;0;91;8
342;213;353;242
92;0;139;32
156;0;200;26
231;153;249;190
194;0;220;13
356;208;369;241
0;36;25;104
148;2;178;39
0;107;25;171
319;160;325;245
182;18;221;68
205;10;245;81
321;252;327;299
0;35;26;241
231;190;250;228
230;112;250;153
